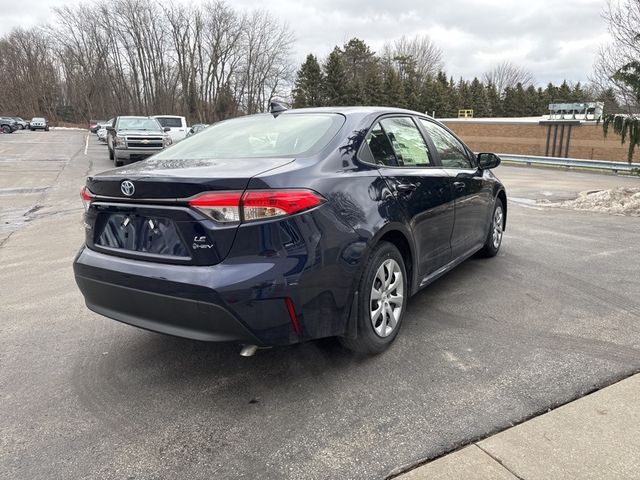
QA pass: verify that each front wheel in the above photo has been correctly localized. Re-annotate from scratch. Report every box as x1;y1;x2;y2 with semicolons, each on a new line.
339;241;407;354
478;198;505;257
1;125;10;134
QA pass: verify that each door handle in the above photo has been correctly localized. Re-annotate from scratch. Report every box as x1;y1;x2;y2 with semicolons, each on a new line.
396;183;417;193
453;181;466;191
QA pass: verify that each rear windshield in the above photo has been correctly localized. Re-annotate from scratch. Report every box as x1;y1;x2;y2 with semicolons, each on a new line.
118;118;161;130
153;113;345;160
155;117;183;128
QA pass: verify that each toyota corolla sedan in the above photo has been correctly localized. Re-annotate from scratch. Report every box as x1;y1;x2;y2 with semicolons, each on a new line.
73;106;506;355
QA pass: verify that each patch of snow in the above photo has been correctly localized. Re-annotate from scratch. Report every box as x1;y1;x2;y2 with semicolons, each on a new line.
560;187;640;216
51;127;87;131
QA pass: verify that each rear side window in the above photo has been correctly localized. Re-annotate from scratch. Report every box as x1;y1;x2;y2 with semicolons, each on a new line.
419;119;474;169
156;117;183;128
153;113;345;160
361;117;432;167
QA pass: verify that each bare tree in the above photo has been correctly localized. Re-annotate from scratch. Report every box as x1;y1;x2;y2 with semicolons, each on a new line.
381;34;444;79
0;0;294;123
482;61;535;95
591;0;640;112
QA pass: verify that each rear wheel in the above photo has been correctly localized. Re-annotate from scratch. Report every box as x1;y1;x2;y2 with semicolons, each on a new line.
339;242;407;354
1;125;10;134
478;198;504;257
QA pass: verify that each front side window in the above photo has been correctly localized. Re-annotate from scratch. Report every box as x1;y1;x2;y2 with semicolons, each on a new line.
153;113;344;160
419;119;474;169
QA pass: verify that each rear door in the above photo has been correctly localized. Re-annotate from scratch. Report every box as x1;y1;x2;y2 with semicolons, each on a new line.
360;116;454;277
418;118;493;258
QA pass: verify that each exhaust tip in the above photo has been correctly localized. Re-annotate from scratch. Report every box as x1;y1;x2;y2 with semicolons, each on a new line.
240;345;258;357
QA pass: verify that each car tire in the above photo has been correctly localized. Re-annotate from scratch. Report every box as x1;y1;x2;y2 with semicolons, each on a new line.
45;127;49;132
1;125;10;134
30;128;34;131
339;241;407;354
478;197;505;258
114;154;123;167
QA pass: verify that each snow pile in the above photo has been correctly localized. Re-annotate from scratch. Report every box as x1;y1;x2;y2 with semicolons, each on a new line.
561;187;640;216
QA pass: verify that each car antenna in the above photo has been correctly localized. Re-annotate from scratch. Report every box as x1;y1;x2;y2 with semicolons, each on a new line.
270;100;288;118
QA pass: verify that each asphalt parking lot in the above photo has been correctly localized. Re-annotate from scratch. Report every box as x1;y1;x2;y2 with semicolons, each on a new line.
1;129;639;480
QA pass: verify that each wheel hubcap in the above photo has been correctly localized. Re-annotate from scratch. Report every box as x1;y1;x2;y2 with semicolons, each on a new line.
492;205;504;249
370;259;404;338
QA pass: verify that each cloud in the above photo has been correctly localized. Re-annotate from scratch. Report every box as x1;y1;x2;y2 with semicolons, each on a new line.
0;0;608;85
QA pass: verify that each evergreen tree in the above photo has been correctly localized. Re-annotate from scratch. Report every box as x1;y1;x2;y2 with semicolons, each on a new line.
486;81;502;117
557;80;572;101
292;54;325;108
524;85;540;116
597;87;621;114
323;47;348;105
382;65;405;107
469;77;489;117
342;38;378;104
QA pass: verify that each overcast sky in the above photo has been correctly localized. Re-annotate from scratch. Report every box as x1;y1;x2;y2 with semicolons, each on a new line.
3;0;609;85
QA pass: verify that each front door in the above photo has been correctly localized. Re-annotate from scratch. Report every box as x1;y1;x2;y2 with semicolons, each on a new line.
419;119;494;258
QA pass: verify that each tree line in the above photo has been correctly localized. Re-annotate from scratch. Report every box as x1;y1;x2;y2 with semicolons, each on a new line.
293;37;621;118
0;2;630;124
0;0;294;123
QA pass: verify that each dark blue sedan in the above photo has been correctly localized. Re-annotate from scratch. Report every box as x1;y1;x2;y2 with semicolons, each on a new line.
74;106;507;355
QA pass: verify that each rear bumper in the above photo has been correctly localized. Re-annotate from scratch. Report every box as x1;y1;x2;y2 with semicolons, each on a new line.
73;247;299;346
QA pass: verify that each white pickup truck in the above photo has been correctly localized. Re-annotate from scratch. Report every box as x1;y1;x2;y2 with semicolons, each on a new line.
152;115;188;143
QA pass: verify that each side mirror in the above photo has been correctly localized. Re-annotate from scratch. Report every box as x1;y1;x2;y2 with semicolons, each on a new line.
163;127;171;132
106;126;114;132
477;152;501;170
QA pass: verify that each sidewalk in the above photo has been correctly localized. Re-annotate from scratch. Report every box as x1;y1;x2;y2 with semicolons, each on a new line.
397;373;640;480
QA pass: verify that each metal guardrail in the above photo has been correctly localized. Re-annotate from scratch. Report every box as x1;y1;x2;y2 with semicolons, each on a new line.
498;154;639;174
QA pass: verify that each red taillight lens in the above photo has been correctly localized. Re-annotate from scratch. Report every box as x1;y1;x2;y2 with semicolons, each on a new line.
80;186;94;211
242;190;324;221
189;192;242;223
188;190;324;223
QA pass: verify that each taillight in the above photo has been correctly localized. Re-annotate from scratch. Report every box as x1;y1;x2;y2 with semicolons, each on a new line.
80;186;94;211
188;189;324;223
243;190;323;221
189;192;242;223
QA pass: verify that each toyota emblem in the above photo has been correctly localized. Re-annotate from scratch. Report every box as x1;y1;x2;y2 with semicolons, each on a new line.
121;180;135;196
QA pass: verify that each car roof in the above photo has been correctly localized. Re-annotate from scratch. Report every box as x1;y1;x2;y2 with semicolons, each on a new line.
152;115;184;118
277;106;428;117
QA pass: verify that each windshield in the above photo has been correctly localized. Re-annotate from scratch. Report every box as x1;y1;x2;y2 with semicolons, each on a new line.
118;117;161;131
32;117;45;122
153;113;344;160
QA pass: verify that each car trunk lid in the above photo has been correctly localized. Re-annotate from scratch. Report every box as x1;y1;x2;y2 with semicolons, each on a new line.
84;156;294;266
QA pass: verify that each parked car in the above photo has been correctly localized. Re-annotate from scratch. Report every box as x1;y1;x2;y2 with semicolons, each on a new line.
96;119;113;143
152;115;188;143
30;117;49;131
186;123;209;137
74;106;506;355
106;116;172;166
10;117;27;130
89;119;106;134
0;117;19;133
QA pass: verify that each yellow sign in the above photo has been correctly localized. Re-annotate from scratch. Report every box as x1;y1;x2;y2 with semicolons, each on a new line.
458;109;474;118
